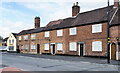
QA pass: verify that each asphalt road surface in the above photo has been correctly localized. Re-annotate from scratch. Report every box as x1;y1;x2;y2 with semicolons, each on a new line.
1;52;120;71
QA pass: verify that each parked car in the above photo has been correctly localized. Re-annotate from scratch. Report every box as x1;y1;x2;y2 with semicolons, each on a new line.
0;46;7;52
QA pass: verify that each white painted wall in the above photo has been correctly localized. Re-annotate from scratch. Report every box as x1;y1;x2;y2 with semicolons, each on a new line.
7;33;17;52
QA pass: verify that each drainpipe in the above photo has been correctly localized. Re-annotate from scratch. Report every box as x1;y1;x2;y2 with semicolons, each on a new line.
116;37;119;60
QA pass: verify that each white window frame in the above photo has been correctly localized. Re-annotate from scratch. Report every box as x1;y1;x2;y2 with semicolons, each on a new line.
57;43;63;51
44;43;49;50
92;41;102;51
19;36;21;40
24;35;28;40
70;27;77;35
69;42;77;51
31;34;36;40
31;44;36;50
57;30;63;36
92;24;102;33
45;31;49;37
24;45;28;49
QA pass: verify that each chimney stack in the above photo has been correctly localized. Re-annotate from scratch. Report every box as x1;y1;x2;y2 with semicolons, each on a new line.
35;16;40;28
72;2;80;17
114;0;119;8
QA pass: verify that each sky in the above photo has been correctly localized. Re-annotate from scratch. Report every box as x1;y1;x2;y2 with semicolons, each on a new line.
0;0;115;38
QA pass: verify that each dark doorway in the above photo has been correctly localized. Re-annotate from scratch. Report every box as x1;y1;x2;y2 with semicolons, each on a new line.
17;46;20;53
111;43;116;60
37;44;40;54
80;44;84;56
52;44;55;55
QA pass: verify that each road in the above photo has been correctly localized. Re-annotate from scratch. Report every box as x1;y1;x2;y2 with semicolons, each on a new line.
0;52;120;71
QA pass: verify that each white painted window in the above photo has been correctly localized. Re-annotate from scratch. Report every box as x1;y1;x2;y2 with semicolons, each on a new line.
19;36;21;40
57;30;63;36
92;41;102;51
69;42;77;51
9;40;11;44
57;43;63;50
44;43;49;50
70;27;77;35
45;31;49;37
31;44;35;50
24;35;28;40
24;45;28;49
31;34;35;40
92;24;102;33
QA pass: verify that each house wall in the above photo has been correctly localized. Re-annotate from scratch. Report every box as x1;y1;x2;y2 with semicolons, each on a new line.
17;22;108;57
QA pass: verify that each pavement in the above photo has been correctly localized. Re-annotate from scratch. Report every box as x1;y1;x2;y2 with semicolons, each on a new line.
0;52;120;71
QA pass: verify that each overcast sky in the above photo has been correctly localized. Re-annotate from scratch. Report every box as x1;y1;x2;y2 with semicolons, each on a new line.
0;0;115;38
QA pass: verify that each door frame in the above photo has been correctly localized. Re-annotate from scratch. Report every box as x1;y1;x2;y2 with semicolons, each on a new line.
51;43;55;55
78;42;84;56
110;43;116;60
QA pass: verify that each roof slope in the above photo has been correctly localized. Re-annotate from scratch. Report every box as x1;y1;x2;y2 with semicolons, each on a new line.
12;33;18;38
18;5;120;35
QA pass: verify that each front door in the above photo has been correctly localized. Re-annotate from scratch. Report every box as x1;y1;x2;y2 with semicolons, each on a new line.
111;43;116;60
37;44;40;54
80;44;84;56
52;44;55;55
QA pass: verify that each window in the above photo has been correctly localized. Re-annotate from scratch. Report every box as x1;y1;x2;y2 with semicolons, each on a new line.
12;39;14;43
24;45;28;49
19;36;21;40
57;30;63;36
92;24;102;33
92;41;102;51
45;31;49;37
44;43;49;50
31;34;35;40
69;42;77;51
9;46;14;51
31;44;35;50
24;35;28;40
9;40;11;44
57;43;63;51
70;27;77;35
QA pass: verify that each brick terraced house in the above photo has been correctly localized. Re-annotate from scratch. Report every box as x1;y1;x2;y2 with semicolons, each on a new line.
17;0;120;60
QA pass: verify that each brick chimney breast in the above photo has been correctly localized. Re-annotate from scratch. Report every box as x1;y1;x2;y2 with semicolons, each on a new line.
72;2;80;17
114;0;119;8
35;16;40;28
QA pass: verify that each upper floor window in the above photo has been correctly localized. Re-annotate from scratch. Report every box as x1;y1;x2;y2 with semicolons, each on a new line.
92;24;102;33
19;36;21;40
24;45;28;49
44;43;49;50
57;43;63;51
45;31;49;37
92;41;102;51
70;27;77;35
57;30;63;36
9;40;11;44
24;35;28;40
31;34;36;40
69;42;77;51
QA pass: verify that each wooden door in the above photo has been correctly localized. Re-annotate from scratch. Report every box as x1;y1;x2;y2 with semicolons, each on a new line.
111;43;116;60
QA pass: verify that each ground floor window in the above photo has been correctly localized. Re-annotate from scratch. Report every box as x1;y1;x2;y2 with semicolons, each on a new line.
57;43;63;51
44;43;49;50
31;44;36;50
9;46;14;51
69;42;77;51
92;41;102;51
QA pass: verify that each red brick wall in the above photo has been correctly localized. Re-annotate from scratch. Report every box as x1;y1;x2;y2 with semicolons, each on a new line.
17;23;109;57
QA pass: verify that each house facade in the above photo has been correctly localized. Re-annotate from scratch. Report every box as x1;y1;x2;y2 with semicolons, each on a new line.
7;33;17;52
17;0;120;60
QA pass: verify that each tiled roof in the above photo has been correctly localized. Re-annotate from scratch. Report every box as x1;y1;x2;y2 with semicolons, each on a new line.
12;33;18;38
18;5;120;35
